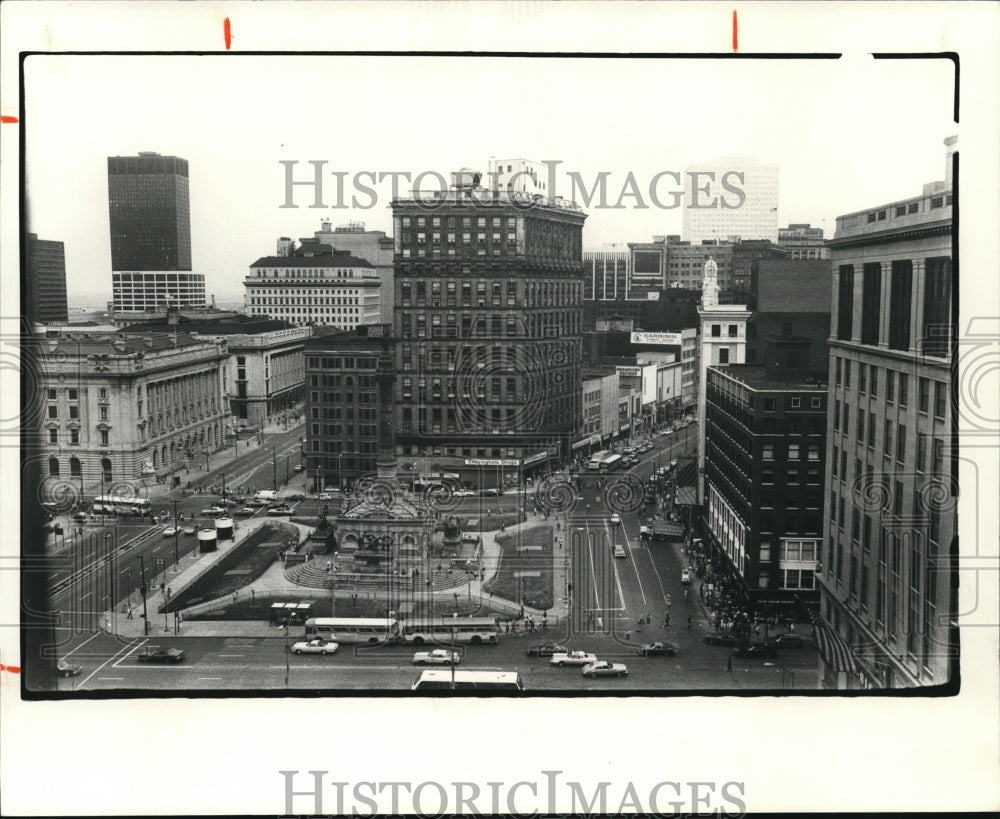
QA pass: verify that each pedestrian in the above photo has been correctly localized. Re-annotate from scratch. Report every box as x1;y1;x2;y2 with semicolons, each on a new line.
727;655;733;672
166;587;172;600
126;606;133;620
665;613;671;628
232;591;238;603
687;614;692;630
505;621;510;634
251;589;255;600
645;613;651;625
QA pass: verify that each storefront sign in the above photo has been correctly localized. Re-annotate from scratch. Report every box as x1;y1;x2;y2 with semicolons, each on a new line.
616;365;641;377
632;331;683;346
521;451;548;466
464;459;519;467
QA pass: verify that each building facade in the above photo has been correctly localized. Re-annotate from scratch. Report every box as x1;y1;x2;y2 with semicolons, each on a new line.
583;245;631;300
682;157;780;244
311;221;396;324
730;239;789;299
38;332;229;496
704;340;827;616
819;138;956;689
665;239;734;291
245;244;381;329
108;152;205;312
26;233;68;324
390;185;586;486
778;223;829;260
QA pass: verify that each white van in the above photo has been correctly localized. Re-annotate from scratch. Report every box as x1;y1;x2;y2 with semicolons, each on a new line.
254;490;278;501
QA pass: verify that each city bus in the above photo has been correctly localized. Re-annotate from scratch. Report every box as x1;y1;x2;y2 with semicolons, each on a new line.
400;617;500;646
91;495;152;517
587;450;611;470
303;617;399;644
600;453;624;472
411;670;525;693
412;472;462;492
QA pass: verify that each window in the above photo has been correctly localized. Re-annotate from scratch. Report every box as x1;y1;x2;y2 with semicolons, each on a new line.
858;364;866;395
99;430;109;446
867;413;876;449
764;398;776;412
844;360;851;390
48;428;58;444
70;428;79;445
898;372;908;407
835;357;842;387
833;400;840;431
883;419;893;456
47;389;56;400
886;369;895;402
919;377;930;413
718;348;729;364
917;433;928;472
861;263;882;345
807;444;820;461
857;407;865;443
923;258;952;358
762;444;774;460
48;405;57;419
837;265;855;340
791;396;801;408
811;396;822;408
934;381;947;419
869;367;878;397
789;443;800;460
728;324;738;337
888;260;913;351
711;324;721;337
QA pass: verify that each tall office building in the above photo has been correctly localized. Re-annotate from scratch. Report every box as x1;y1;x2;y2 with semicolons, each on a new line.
108;152;205;311
819;136;956;689
390;176;586;487
683;157;779;244
583;245;631;300
26;233;68;324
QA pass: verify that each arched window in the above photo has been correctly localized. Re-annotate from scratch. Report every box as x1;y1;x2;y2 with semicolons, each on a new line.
48;457;60;477
69;457;81;478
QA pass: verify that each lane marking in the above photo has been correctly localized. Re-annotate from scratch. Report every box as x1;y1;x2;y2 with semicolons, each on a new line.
63;631;103;657
585;527;602;613
79;638;146;687
620;524;647;605
218;654;244;658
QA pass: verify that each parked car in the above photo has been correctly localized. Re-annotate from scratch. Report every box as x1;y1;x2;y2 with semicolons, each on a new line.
285;493;306;502
550;651;597;667
681;568;692;585
181;526;197;536
57;659;81;677
638;641;677;657
234;507;256;517
318;493;332;501
525;643;568;657
733;642;779;659
136;647;185;664
609;513;621;525
268;505;294;516
703;632;744;647
612;544;627;559
199;506;227;516
293;464;304;472
453;489;475;497
162;526;178;537
412;649;460;666
582;661;629;678
765;633;810;650
290;639;338;655
481;488;501;497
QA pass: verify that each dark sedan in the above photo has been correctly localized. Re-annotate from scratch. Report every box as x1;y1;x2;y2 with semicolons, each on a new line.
733;642;779;659
765;633;810;650
638;641;677;657
136;647;185;664
525;643;568;657
703;632;745;647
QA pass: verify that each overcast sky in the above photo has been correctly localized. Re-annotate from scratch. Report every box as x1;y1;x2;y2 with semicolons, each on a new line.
23;53;956;305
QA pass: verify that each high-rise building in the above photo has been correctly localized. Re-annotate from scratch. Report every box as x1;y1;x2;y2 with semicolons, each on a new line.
311;221;395;324
583;245;631;300
664;238;735;291
683;157;779;244
703;337;828;618
391;179;586;487
245;241;381;329
26;233;68;324
778;223;829;260
819;138;957;689
107;152;205;312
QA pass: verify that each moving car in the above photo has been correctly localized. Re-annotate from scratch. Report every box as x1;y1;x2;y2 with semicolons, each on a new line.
57;659;81;677
681;568;692;585
703;632;744;647
234;507;257;517
267;505;294;516
582;661;629;678
638;641;677;657
453;489;475;497
293;464;304;472
525;643;568;657
181;526;197;536
285;493;306;502
481;488;501;497
290;639;338;655
72;511;88;523
412;649;461;666
162;526;178;537
609;513;621;525
612;544;627;559
199;506;227;516
733;642;779;659
550;651;597;667
136;647;185;664
318;493;332;501
765;633;809;650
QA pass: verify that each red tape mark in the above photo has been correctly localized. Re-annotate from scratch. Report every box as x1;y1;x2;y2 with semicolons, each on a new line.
732;10;738;52
0;116;19;124
224;17;232;50
1;663;22;674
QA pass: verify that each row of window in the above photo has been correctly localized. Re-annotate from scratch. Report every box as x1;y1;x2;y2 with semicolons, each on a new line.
761;442;822;460
402;215;517;230
397;310;579;340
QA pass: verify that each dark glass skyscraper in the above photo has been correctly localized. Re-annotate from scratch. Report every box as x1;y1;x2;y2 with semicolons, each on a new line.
108;152;192;272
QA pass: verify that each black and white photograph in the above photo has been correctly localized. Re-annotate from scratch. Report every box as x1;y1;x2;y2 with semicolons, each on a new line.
2;1;998;815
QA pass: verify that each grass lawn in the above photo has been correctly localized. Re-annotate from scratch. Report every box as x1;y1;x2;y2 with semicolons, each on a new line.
483;524;554;610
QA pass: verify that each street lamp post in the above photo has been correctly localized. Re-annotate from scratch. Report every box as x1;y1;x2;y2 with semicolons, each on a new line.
279;613;292;687
172;499;180;568
138;555;149;635
271;446;278;491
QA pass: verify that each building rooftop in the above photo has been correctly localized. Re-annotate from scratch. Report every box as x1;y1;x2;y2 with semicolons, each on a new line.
711;364;828;392
121;315;296;335
42;332;210;356
250;250;373;268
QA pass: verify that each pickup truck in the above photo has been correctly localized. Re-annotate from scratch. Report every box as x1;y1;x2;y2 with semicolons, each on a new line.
550;650;598;667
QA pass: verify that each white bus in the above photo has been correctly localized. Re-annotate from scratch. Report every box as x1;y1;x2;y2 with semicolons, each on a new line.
587;450;611;470
91;495;152;517
600;453;624;472
400;617;500;646
411;670;525;692
303;617;399;644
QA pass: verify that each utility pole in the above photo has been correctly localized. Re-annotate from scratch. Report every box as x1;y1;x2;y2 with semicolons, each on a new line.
272;446;278;491
172;499;180;567
138;554;149;635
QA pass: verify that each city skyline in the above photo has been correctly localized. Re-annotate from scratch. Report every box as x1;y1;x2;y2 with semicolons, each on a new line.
22;54;956;305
